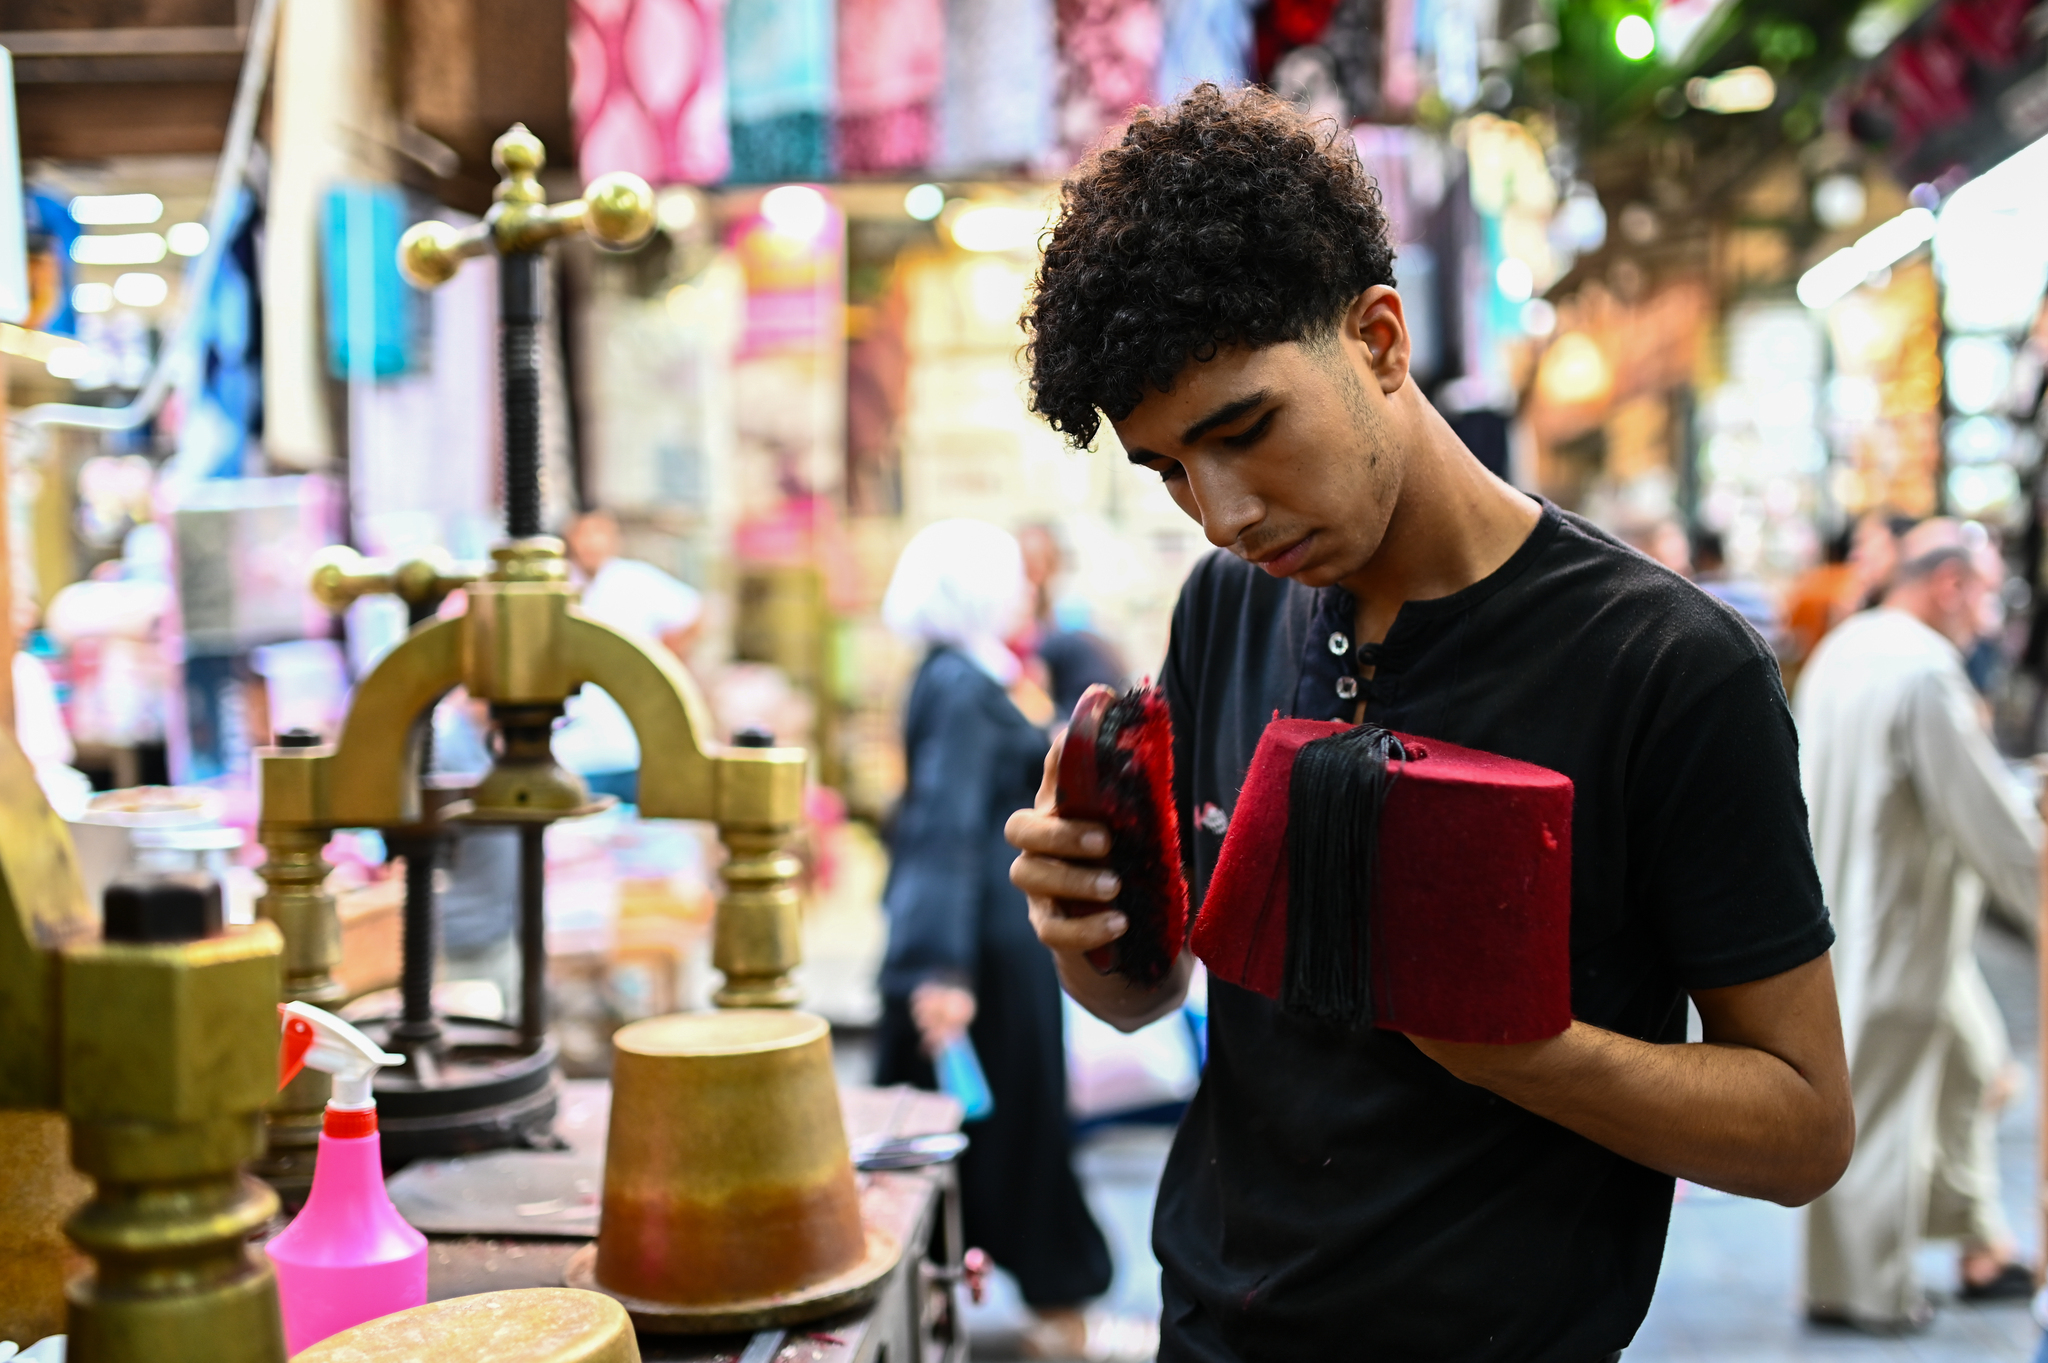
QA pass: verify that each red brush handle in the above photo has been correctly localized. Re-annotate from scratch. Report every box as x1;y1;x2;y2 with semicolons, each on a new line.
1054;685;1120;973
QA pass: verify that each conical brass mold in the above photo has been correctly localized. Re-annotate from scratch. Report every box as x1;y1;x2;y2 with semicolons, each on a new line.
574;1011;894;1329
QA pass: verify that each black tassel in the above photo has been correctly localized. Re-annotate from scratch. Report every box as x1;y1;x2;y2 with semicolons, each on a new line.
1089;689;1180;986
1283;724;1405;1029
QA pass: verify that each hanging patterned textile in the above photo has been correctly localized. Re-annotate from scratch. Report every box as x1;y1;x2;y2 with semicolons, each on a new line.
570;0;732;187
937;0;1058;172
1157;0;1254;100
727;0;836;182
837;0;944;173
1057;0;1162;160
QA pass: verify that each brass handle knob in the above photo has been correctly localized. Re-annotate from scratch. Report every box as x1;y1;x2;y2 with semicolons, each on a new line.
309;545;478;613
582;171;657;251
398;219;489;289
398;126;655;290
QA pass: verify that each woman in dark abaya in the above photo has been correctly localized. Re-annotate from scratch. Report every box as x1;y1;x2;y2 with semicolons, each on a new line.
874;518;1119;1359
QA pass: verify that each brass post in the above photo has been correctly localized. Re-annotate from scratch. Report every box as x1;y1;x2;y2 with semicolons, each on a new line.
251;819;341;1204
61;924;288;1363
712;826;805;1009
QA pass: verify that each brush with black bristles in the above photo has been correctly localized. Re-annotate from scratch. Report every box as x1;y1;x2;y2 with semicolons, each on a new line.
1053;682;1189;986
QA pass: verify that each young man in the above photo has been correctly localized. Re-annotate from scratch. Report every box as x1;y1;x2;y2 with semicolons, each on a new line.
1005;85;1853;1361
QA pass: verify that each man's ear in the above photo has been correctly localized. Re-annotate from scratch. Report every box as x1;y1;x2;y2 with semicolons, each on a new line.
1343;286;1412;394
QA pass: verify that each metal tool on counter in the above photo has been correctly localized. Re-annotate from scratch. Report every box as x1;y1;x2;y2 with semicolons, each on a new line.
254;124;809;1204
0;728;291;1362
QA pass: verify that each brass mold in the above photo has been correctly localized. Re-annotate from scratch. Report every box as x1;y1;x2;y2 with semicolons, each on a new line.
290;1288;640;1363
579;1012;887;1328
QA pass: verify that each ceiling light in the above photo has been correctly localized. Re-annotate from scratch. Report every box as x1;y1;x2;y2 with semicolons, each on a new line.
113;273;168;308
1796;206;1935;308
1615;14;1656;60
948;204;1042;253
1495;257;1534;303
904;183;946;221
68;193;163;226
71;282;114;314
759;185;830;239
1685;66;1775;113
70;234;168;266
165;221;210;256
1812;175;1867;230
1521;299;1558;336
46;344;94;380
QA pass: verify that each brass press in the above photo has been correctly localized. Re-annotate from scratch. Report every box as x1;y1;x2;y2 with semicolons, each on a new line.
254;126;811;1199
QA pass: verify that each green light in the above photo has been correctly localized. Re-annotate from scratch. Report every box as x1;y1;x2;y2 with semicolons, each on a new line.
1615;13;1656;60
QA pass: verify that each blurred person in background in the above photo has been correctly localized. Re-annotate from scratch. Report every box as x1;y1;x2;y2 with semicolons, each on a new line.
1782;526;1860;681
1617;515;1692;575
554;510;705;803
875;519;1129;1361
1017;522;1126;720
1798;518;2040;1331
1691;527;1782;656
1849;510;1918;609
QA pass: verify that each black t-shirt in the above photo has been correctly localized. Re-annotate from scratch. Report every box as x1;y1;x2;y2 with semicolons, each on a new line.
1154;502;1833;1363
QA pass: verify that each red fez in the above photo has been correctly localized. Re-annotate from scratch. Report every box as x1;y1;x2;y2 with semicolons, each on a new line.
1054;683;1189;985
1193;718;1573;1044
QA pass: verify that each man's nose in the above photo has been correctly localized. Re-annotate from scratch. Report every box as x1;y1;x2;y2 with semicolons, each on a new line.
1188;468;1261;551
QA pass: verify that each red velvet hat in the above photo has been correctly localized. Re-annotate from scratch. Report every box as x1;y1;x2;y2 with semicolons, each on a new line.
1054;683;1189;985
1192;718;1573;1044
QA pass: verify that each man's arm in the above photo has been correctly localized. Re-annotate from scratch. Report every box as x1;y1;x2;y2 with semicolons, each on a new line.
1406;952;1854;1207
1904;667;2041;940
1007;736;1194;1030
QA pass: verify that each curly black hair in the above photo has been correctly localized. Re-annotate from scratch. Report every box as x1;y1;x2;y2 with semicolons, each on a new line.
1023;84;1396;449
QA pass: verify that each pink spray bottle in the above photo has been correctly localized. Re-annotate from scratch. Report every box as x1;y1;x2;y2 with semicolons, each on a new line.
265;1001;428;1353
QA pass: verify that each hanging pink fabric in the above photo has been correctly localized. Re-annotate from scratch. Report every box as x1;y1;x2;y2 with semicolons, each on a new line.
1057;0;1162;162
837;0;944;172
571;0;731;186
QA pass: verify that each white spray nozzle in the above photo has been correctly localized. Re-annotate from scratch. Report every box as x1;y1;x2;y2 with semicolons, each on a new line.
279;1001;403;1111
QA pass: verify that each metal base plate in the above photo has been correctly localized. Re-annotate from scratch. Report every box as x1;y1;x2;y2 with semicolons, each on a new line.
359;1015;562;1166
562;1222;901;1335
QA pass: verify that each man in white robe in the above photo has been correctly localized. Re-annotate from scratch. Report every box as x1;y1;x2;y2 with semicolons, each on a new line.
1798;521;2039;1330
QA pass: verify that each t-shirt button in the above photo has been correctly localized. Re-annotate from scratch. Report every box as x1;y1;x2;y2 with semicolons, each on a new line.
1336;676;1359;700
1328;632;1350;655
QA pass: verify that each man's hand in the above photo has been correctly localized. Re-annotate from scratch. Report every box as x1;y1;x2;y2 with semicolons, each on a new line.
1007;735;1192;1031
910;982;976;1055
1404;953;1854;1207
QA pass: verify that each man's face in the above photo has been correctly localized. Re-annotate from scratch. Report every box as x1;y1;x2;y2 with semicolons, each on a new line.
1926;558;1991;648
567;514;620;574
1111;332;1403;590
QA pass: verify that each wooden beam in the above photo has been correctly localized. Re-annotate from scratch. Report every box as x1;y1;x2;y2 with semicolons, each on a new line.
0;24;243;55
16;81;236;158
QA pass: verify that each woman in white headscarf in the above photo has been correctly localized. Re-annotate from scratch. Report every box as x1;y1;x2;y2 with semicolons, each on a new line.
876;519;1114;1355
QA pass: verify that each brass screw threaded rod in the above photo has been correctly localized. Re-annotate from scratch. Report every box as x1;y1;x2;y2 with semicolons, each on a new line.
500;251;545;541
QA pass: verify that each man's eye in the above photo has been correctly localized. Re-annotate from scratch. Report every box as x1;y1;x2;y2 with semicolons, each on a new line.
1222;410;1275;448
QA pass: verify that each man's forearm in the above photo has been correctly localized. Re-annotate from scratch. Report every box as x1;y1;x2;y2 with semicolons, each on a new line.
1411;1019;1851;1206
1054;948;1193;1032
